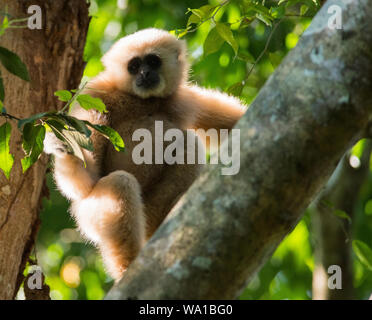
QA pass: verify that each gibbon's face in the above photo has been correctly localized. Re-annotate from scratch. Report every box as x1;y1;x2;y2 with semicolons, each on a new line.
101;28;189;99
127;53;162;91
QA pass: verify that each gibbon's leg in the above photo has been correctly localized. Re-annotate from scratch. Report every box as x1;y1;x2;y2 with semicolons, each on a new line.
44;131;98;201
143;130;205;238
72;170;146;281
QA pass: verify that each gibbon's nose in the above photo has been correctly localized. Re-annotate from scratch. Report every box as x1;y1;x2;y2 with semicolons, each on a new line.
136;68;160;89
141;70;151;80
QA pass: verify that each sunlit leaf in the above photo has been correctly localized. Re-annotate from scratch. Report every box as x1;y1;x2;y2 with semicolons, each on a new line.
0;46;30;81
353;240;372;271
76;94;107;113
187;12;202;26
216;22;238;55
0;122;14;179
300;5;309;16
270;6;285;19
85;123;125;152
187;5;215;24
55;90;72;102
203;27;225;57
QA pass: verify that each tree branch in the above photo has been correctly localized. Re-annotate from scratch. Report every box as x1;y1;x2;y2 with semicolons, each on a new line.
311;141;372;300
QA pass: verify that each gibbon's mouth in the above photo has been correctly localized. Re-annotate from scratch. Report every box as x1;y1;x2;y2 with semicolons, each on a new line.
133;75;166;99
135;72;160;90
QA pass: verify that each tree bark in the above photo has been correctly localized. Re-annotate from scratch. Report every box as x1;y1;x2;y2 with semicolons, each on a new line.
0;0;89;299
311;141;372;300
107;0;372;300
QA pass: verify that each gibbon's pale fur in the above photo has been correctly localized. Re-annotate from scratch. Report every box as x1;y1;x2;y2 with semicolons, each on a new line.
44;28;246;281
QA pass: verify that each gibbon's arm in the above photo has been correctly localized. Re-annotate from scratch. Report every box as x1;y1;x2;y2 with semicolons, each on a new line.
44;106;109;201
176;84;246;132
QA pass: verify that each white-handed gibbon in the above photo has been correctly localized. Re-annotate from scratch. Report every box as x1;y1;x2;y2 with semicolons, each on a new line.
44;28;246;281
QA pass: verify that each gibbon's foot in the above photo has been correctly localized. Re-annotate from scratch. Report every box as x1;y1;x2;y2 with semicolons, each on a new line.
43;131;70;158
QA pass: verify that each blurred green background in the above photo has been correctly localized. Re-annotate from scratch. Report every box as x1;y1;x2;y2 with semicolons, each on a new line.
23;0;372;300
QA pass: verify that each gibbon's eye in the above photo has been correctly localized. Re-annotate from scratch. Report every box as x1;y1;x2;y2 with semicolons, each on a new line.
144;54;161;69
128;57;142;75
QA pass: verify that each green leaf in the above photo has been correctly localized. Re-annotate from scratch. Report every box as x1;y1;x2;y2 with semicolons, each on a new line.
187;12;202;26
269;52;282;68
352;240;372;271
0;74;4;101
256;13;273;27
300;5;309;16
187;5;215;25
57;114;92;137
227;82;245;97
86;123;125;152
2;16;9;29
76;94;107;113
62;129;93;152
0;46;30;81
21;123;46;172
45;119;86;163
271;6;286;19
203;27;225;57
333;209;351;223
216;23;238;55
239;18;254;30
0;16;9;36
0;122;14;179
54;90;72;102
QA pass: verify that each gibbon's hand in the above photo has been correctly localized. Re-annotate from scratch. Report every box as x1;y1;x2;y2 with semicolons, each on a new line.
43;131;70;158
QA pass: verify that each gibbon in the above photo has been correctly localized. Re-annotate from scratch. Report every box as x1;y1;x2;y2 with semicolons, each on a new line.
44;28;246;281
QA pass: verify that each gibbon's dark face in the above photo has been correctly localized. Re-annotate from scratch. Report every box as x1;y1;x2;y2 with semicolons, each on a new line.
101;28;188;98
128;54;162;90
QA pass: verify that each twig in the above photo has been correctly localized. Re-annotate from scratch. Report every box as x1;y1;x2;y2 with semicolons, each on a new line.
0;112;21;121
244;18;283;82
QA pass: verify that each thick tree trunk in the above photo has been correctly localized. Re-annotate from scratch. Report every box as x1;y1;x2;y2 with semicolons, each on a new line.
0;0;89;299
311;141;372;300
107;0;372;299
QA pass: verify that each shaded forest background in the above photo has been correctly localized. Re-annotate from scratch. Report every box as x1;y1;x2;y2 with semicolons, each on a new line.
15;0;372;300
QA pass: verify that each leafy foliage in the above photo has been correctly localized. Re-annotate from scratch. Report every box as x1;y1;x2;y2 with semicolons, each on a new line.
1;85;123;176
